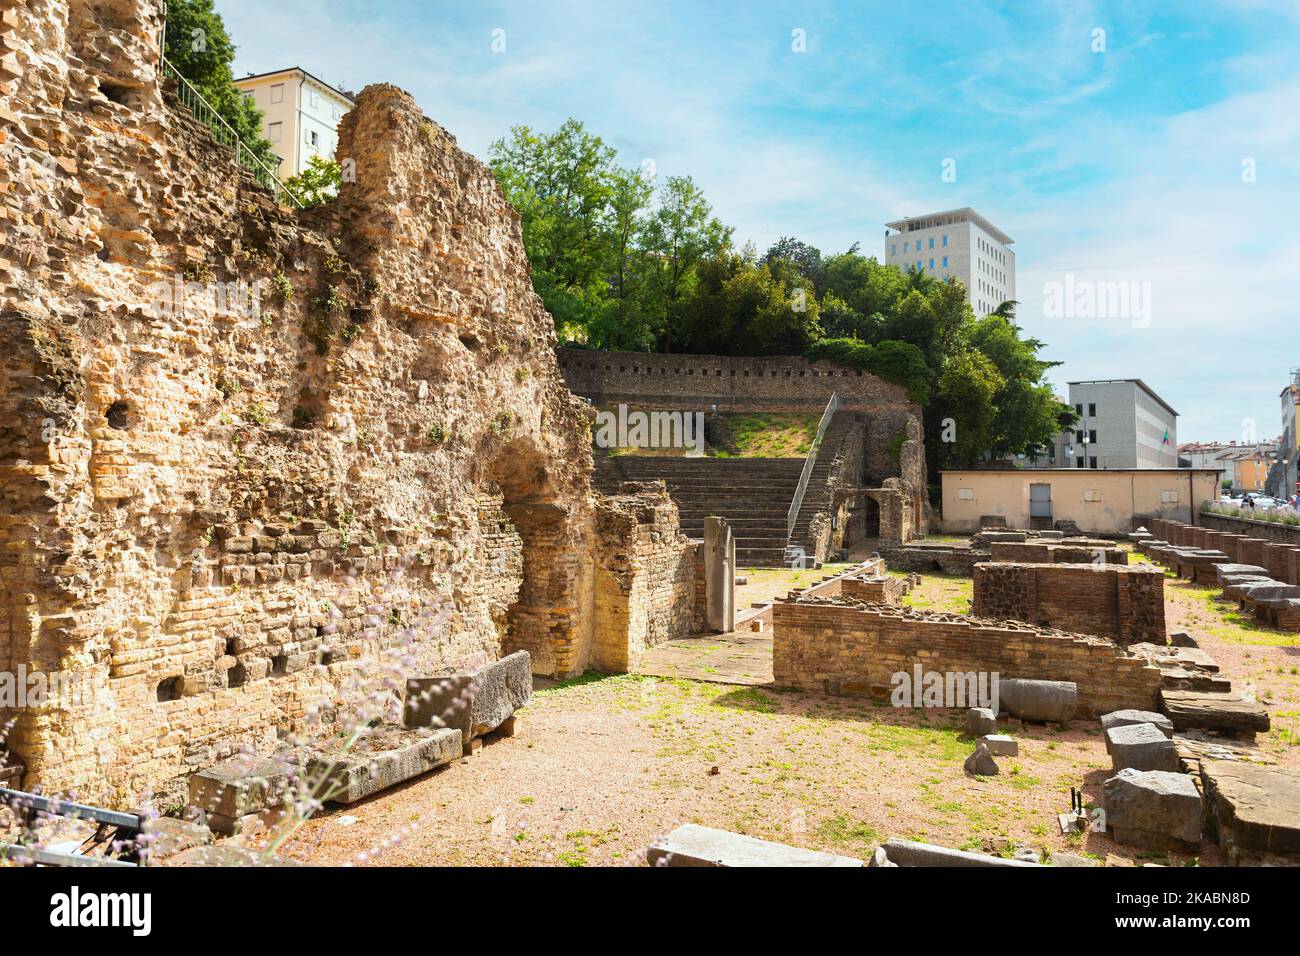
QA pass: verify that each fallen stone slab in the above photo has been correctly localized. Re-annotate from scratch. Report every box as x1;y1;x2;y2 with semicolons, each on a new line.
879;838;1041;867
1107;722;1181;773
1213;563;1271;583
647;824;863;867
1051;851;1102;867
405;650;532;748
1160;689;1270;737
981;734;1018;756
1200;760;1300;865
187;754;296;834
308;727;461;804
1101;709;1174;750
997;678;1077;723
964;707;996;737
1168;630;1198;648
964;742;999;776
1104;768;1203;851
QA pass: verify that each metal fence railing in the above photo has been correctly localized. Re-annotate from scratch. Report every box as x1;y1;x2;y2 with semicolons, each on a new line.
786;392;841;540
159;56;302;208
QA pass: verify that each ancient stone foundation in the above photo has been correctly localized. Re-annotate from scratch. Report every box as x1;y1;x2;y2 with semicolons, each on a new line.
972;562;1165;645
0;0;697;800
771;597;1163;717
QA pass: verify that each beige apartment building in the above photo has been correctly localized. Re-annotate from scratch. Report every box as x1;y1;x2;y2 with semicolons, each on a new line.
885;207;1015;317
940;468;1220;535
234;67;355;179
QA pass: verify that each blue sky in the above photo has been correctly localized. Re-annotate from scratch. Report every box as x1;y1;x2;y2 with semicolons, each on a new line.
223;0;1299;442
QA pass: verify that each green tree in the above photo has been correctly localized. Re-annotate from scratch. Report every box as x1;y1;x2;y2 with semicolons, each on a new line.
163;0;275;169
283;155;342;207
642;175;731;350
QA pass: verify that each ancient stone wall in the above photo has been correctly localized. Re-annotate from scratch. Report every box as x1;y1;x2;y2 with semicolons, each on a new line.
771;598;1164;717
971;562;1165;645
989;541;1127;564
0;0;691;800
591;485;697;672
556;349;916;413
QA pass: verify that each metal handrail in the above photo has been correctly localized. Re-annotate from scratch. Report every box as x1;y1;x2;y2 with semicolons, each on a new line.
786;392;841;540
160;55;303;207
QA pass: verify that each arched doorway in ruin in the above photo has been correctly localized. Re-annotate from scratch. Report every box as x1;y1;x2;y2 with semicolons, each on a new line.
476;436;592;678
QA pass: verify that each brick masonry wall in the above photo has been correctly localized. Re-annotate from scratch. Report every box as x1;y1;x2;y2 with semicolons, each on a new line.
592;488;696;672
1199;512;1300;546
972;562;1165;645
990;542;1127;564
772;598;1163;717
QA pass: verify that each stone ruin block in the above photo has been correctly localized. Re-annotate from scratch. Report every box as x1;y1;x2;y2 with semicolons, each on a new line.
1200;760;1300;866
1104;768;1202;852
964;707;996;737
647;823;863;867
997;678;1077;723
308;727;462;804
1106;722;1180;773
405;650;532;749
1100;709;1174;750
187;754;294;835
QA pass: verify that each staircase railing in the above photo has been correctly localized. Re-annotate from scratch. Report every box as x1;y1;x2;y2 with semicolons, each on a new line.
787;392;841;540
159;55;303;207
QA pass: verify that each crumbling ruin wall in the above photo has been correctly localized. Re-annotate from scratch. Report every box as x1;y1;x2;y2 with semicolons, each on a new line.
0;0;683;800
771;598;1163;717
972;562;1165;645
592;483;697;672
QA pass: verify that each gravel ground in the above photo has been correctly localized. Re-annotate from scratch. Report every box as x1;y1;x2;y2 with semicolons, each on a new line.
271;559;1299;868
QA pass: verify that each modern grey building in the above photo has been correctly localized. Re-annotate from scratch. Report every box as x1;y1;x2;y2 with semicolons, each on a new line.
1063;379;1179;469
884;207;1015;317
1280;370;1300;497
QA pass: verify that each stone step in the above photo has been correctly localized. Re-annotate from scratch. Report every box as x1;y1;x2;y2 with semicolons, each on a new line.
1160;689;1270;737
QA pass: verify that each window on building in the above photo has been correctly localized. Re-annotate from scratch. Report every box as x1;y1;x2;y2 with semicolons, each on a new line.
903;242;909;253
1075;403;1083;415
1089;457;1098;469
929;258;935;269
942;234;948;246
1089;430;1097;444
1076;458;1085;468
268;121;282;142
891;244;896;256
270;83;284;104
309;89;319;108
1088;403;1096;416
307;129;319;147
1076;430;1084;444
928;238;935;249
942;256;948;268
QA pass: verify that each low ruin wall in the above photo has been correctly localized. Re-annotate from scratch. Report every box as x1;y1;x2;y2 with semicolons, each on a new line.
771;598;1163;717
972;562;1165;645
989;542;1127;564
1198;512;1300;547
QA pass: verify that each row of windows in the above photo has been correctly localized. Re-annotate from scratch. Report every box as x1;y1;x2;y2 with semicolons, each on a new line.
913;257;951;272
977;235;1007;264
978;257;1007;286
892;234;950;256
245;84;345;120
1074;402;1097;417
265;122;322;148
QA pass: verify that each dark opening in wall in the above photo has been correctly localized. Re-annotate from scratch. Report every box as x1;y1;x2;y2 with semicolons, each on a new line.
106;401;130;429
271;654;288;676
318;648;335;666
458;334;481;352
156;677;183;702
227;663;248;688
224;638;237;657
99;82;130;105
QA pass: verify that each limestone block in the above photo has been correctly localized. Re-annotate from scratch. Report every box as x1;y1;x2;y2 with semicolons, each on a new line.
187;754;294;829
963;742;999;776
309;727;461;804
997;678;1077;723
647;824;863;867
981;734;1018;756
1100;709;1174;751
1104;768;1202;851
1107;722;1180;773
964;707;996;737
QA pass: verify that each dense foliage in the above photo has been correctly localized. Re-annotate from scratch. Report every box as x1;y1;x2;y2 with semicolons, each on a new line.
492;123;1077;481
163;0;277;169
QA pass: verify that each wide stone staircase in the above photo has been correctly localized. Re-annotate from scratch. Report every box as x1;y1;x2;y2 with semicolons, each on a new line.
592;455;805;567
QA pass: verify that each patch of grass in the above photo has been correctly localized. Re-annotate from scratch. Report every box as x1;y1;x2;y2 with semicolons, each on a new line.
816;814;880;847
718;412;819;458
